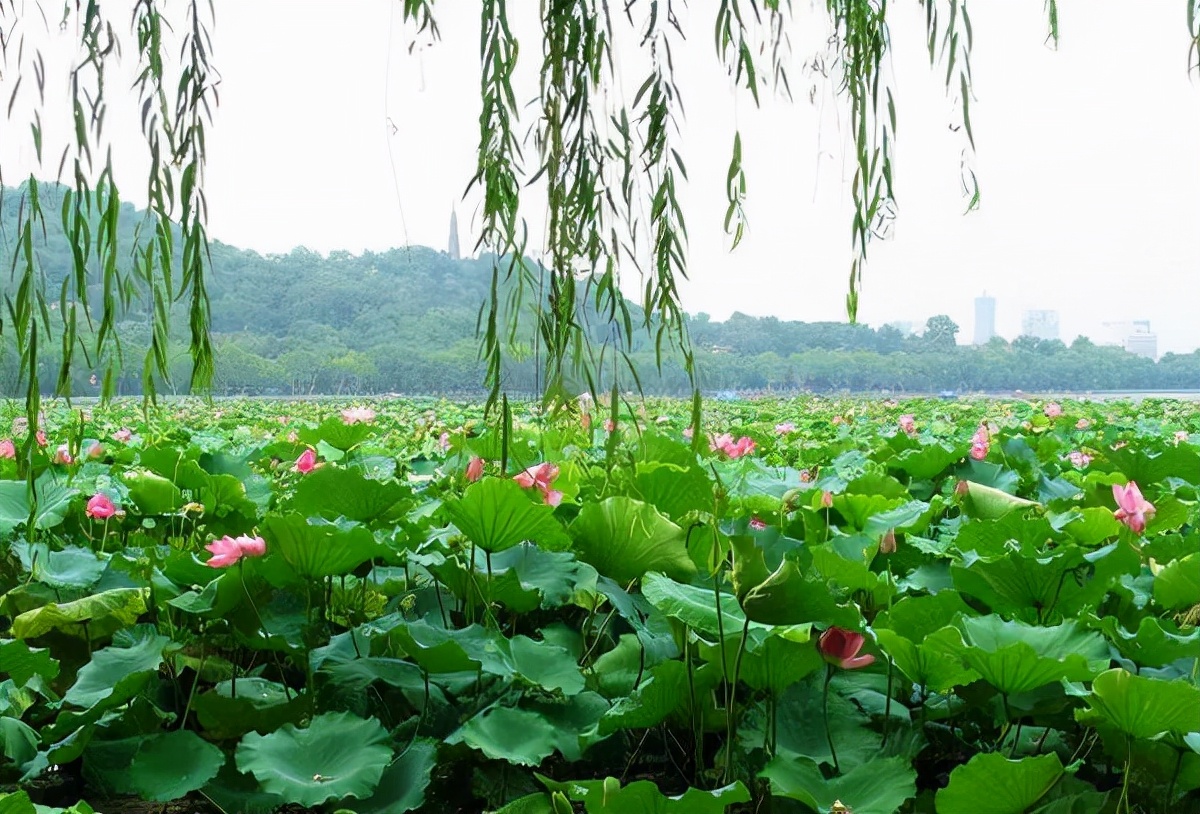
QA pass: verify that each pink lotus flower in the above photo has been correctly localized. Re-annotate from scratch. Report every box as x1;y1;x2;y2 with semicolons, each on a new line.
293;448;318;474
204;534;267;568
832;415;846;426
820;490;834;509
1075;418;1090;430
1113;481;1155;535
466;456;486;482
87;442;104;459
818;627;875;670
1175;430;1189;444
0;440;14;459
775;422;796;435
710;433;755;459
581;412;592;431
286;430;299;443
749;516;767;531
341;406;376;425
1067;451;1092;468
799;469;812;483
604;418;616;433
53;445;73;465
86;493;117;519
36;430;47;447
113;428;133;443
898;414;916;435
438;432;451;452
969;440;989;461
682;427;694;440
879;528;897;554
1044;402;1063;418
514;462;563;506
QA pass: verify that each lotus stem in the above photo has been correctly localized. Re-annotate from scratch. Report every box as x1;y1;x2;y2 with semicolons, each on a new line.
824;663;840;774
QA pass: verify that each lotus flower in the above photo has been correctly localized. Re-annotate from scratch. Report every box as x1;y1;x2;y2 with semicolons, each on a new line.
53;445;73;465
1067;451;1092;468
438;432;451;451
1113;481;1155;535
682;427;694;440
1175;430;1189;444
799;469;812;483
113;428;133;443
969;424;990;460
748;516;767;531
0;440;14;459
204;534;267;568
604;418;616;432
1044;402;1063;418
35;430;47;447
87;442;104;459
710;433;755;459
293;448;318;474
820;490;833;509
775;422;796;435
341;406;376;425
898;414;916;435
879;528;897;554
466;456;486;482
818;627;875;670
1075;418;1090;430
86;493;117;519
514;462;563;506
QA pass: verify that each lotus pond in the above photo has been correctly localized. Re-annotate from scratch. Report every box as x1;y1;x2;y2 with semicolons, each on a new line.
1;395;1198;814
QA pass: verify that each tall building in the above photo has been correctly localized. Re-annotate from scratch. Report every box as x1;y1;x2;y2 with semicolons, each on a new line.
448;208;461;260
1103;320;1157;360
1021;309;1060;341
973;293;996;345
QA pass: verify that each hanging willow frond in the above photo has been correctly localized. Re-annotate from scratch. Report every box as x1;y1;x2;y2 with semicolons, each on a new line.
0;0;216;433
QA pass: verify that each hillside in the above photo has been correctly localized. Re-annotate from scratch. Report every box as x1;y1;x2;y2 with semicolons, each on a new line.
1;184;1197;396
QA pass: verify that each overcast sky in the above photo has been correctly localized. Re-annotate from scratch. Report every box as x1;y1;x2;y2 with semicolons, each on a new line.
4;1;1198;354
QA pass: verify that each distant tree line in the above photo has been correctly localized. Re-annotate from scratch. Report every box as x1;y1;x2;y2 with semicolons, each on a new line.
1;186;1197;397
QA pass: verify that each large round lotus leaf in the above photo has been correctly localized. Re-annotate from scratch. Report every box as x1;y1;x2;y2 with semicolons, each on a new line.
444;477;571;554
570;497;695;584
261;514;386;578
128;730;225;802
451;706;558;766
926;615;1108;695
120;469;184;515
289;465;410;524
762;754;917;814
347;740;436;814
1075;668;1200;741
235;712;392;806
935;753;1064;814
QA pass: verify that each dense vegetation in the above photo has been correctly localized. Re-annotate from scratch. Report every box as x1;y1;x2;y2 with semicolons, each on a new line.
3;186;1197;398
1;395;1197;814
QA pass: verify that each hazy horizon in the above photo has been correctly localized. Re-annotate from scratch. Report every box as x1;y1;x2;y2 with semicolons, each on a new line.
3;1;1197;354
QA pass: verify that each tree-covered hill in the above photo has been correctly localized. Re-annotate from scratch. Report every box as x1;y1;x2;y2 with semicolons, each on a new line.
2;184;1197;396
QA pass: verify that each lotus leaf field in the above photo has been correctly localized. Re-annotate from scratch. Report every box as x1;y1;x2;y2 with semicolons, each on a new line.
1;396;1198;814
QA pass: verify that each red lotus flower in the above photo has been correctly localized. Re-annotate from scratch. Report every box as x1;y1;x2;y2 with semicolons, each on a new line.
204;534;267;568
466;456;486;482
86;493;117;519
1113;481;1155;535
514;462;563;506
818;627;875;670
749;516;767;531
293;448;318;474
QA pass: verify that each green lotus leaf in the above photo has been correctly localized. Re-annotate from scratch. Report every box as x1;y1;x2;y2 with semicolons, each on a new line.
121;469;184;515
128;730;225;802
632;460;714;522
762;754;917;814
926;615;1108;695
11;587;149;641
64;626;171;709
600;660;721;735
290;465;411;524
444;477;571;553
740;557;863;629
299;416;374;451
11;543;105;590
641;572;757;638
1086;614;1200;668
959;480;1041;520
0;475;78;533
0;639;60;685
570;497;696;584
235;712;392;807
451;706;558;767
538;776;750;814
261;513;386;578
935;753;1066;814
346;740;436;814
1075;668;1200;740
1153;552;1200;611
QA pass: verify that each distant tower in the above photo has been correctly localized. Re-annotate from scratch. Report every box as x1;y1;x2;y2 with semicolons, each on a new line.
973;292;996;345
1021;310;1060;341
448;208;461;260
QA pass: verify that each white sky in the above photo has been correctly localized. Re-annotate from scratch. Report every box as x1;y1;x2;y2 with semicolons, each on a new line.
3;1;1198;354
